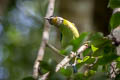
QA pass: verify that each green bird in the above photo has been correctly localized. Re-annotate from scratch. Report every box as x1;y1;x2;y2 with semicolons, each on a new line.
46;16;79;48
46;16;79;72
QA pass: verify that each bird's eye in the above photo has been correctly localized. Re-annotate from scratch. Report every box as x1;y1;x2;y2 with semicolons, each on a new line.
46;17;54;25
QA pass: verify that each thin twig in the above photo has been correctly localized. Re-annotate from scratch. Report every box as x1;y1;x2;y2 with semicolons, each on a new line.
110;62;117;79
113;8;120;14
40;72;50;80
32;0;55;79
46;43;65;57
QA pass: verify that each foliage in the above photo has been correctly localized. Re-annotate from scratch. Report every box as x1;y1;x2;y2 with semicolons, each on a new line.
109;0;120;9
109;0;120;30
110;12;120;29
23;31;119;80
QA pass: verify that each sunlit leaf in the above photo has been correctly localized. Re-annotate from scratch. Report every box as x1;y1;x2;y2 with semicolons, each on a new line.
116;57;120;62
89;70;96;75
91;45;98;53
77;59;83;63
83;56;90;62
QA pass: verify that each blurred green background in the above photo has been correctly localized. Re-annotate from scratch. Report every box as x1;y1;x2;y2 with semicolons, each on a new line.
0;0;112;80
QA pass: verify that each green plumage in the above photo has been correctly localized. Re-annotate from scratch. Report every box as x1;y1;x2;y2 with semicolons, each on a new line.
59;19;79;47
46;16;79;48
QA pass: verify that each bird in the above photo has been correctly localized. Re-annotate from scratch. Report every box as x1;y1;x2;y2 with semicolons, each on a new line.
45;16;79;48
46;16;80;73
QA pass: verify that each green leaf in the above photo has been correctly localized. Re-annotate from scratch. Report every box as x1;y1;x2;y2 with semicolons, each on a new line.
110;12;120;29
116;57;120;61
84;70;96;77
73;73;87;80
83;48;92;57
92;45;118;70
60;49;66;55
95;52;118;65
85;57;96;64
90;33;112;57
77;59;83;63
95;42;115;56
77;56;90;63
89;70;96;75
40;59;57;72
109;0;120;9
59;68;72;77
71;32;90;51
91;45;98;53
89;32;107;47
117;62;120;68
83;56;90;62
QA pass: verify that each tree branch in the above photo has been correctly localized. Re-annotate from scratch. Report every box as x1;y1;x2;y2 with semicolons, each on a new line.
39;43;89;80
108;8;120;79
32;0;55;79
113;8;120;14
56;43;89;72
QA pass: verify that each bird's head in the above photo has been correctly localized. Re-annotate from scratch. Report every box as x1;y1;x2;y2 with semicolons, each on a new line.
45;16;63;26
